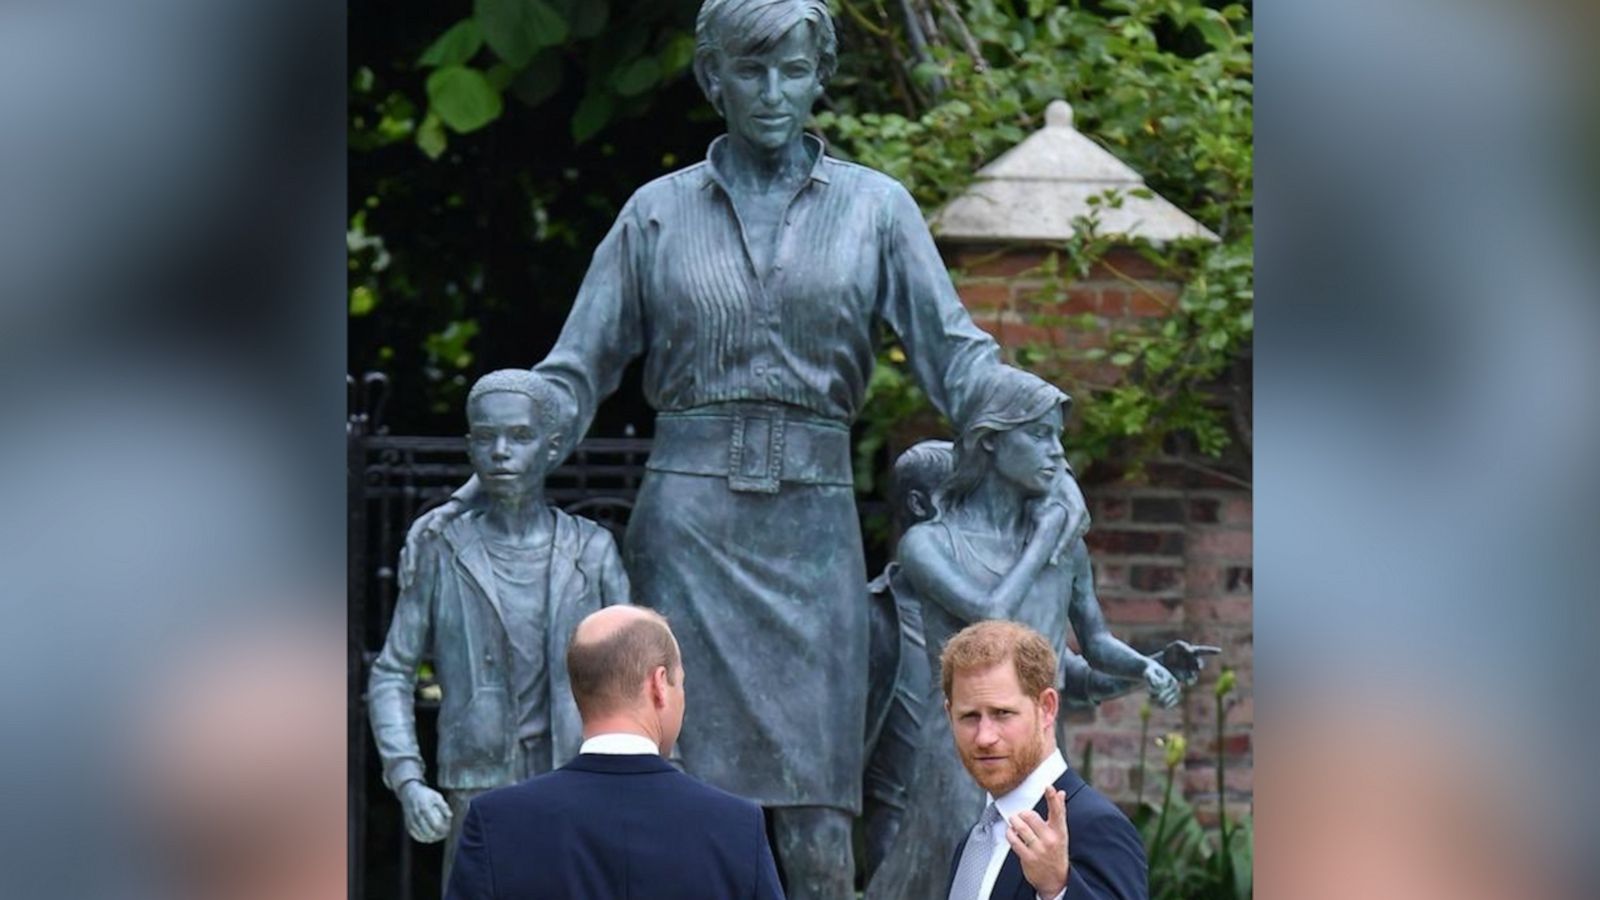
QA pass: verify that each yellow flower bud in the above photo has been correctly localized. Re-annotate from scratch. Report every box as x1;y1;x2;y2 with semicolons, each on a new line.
1162;732;1187;769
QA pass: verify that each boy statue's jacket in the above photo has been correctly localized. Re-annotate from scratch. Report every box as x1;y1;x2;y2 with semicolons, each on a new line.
368;508;630;792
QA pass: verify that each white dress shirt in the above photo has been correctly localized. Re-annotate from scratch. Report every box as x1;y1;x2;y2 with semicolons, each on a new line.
579;732;661;755
976;748;1069;900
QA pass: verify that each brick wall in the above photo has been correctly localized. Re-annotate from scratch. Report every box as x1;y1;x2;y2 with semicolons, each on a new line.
949;244;1186;380
945;241;1253;820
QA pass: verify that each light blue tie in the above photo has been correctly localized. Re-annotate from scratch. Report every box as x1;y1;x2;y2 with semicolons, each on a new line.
948;802;1002;900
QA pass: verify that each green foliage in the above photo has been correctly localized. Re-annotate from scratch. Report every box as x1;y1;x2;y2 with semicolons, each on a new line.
1126;670;1253;899
350;0;1251;456
426;65;504;133
826;0;1253;479
475;0;568;68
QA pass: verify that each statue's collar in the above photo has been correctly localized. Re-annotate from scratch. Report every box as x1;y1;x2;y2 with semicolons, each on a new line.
700;133;832;192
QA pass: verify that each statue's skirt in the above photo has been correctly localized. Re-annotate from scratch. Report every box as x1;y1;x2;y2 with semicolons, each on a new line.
624;467;867;811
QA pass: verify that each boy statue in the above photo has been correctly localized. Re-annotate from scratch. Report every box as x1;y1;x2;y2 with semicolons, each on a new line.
367;369;630;885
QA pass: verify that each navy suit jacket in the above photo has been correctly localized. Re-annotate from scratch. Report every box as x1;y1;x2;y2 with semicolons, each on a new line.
946;768;1147;900
445;753;785;899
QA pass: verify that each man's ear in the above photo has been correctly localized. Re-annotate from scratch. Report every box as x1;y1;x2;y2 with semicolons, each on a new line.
648;666;669;708
1038;687;1060;728
979;433;996;453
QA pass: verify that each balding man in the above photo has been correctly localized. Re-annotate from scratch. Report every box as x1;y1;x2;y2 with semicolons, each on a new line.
445;606;786;900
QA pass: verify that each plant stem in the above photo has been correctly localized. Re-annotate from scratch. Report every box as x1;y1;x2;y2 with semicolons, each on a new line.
1148;761;1176;877
1216;688;1233;890
1136;712;1149;807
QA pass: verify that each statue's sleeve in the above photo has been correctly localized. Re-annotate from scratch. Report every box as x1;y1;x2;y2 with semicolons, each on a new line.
367;531;437;792
534;198;648;451
593;527;631;607
876;181;1002;419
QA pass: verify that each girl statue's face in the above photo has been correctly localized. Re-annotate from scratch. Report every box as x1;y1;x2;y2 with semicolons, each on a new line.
987;406;1066;497
712;24;822;154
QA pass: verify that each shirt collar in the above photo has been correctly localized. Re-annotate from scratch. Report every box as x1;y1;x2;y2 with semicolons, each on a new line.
990;748;1069;824
699;132;833;191
579;732;662;756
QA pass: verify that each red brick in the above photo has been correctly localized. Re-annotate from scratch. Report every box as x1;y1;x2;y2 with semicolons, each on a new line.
1061;286;1101;315
956;248;1051;278
1223;496;1252;524
1095;288;1129;318
1129;564;1183;593
1188;596;1252;623
1086;246;1168;281
1092;495;1130;522
1099;594;1184;624
1086;529;1185;556
1127;284;1181;317
1094;563;1128;591
1188;498;1220;523
1070;730;1143;758
1226;566;1252;592
957;280;1011;313
1185;563;1224;594
1189;528;1252;559
1183;764;1254;795
1086;764;1130;796
1132;496;1185;523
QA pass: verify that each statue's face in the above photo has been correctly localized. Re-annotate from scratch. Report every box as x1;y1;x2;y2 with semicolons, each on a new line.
713;23;822;154
989;406;1066;497
466;392;559;499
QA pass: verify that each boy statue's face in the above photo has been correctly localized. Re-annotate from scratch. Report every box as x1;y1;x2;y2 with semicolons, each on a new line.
466;391;560;500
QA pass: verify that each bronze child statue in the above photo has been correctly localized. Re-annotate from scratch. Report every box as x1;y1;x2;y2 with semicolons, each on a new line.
367;370;629;887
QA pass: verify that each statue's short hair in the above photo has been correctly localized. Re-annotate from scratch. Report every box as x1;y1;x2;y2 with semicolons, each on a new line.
566;609;681;719
941;620;1058;703
693;0;838;113
888;440;954;524
466;369;563;435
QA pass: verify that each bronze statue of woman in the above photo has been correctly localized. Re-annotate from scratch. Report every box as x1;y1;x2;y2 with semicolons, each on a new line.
415;2;1086;893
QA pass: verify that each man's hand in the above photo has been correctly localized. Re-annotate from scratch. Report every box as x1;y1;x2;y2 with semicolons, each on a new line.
399;780;452;843
1154;641;1222;686
1007;785;1070;898
1144;660;1181;708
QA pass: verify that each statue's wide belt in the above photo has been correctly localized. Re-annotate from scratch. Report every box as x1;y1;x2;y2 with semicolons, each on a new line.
648;403;853;493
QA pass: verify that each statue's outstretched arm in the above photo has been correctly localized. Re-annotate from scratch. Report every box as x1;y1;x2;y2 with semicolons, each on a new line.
1066;540;1181;707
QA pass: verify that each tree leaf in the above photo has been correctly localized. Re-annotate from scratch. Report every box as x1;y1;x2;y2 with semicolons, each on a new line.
610;56;661;97
571;90;613;143
418;19;484;68
486;62;516;91
658;33;696;75
475;0;569;68
570;0;608;39
349;285;378;316
426;66;504;133
511;50;564;108
1194;10;1233;51
415;112;448;159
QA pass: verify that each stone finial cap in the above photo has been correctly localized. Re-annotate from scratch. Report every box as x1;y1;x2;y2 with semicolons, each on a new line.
1045;99;1074;129
930;98;1218;245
